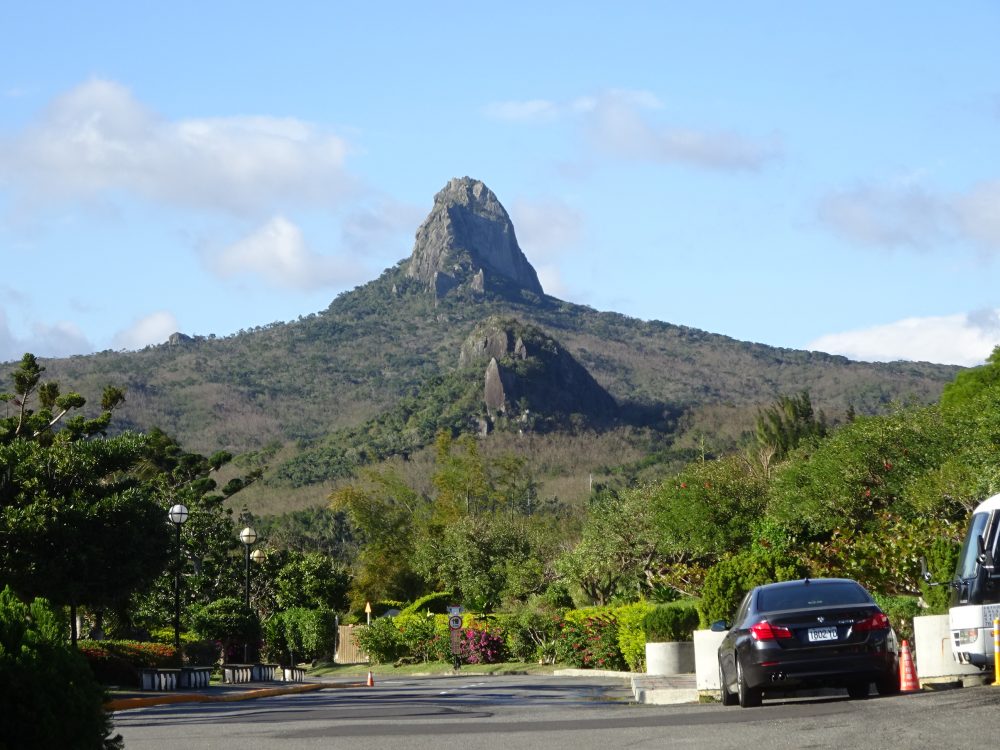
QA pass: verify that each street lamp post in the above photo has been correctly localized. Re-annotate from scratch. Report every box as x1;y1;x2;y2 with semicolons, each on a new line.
239;526;257;662
167;504;189;656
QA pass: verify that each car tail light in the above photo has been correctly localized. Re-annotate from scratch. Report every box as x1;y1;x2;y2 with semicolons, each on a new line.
853;612;890;632
750;620;793;641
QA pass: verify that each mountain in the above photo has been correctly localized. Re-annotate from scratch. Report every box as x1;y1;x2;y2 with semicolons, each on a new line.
271;316;619;488
406;177;543;299
31;177;962;511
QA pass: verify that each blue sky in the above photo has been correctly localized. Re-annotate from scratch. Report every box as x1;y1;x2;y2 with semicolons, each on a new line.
2;2;999;366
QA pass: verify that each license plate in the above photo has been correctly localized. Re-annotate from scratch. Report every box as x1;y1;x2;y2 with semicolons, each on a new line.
808;626;838;642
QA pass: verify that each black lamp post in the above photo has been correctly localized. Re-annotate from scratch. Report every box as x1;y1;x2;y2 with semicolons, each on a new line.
168;504;189;655
239;526;257;662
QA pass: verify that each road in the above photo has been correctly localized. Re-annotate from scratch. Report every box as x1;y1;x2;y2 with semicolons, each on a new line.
113;674;1000;750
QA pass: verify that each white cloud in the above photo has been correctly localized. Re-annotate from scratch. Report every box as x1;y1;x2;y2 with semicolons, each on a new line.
340;198;424;257
534;264;570;298
208;216;363;290
818;178;1000;255
806;309;1000;366
586;92;780;171
483;89;779;172
112;311;179;351
0;78;355;216
0;306;93;362
509;198;583;259
508;197;584;299
817;182;951;249
954;180;1000;251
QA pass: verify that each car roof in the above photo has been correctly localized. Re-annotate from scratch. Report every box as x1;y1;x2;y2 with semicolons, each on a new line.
753;578;862;593
973;493;1000;515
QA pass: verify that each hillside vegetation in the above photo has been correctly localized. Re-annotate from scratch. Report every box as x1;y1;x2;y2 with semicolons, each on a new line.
36;265;959;514
31;177;960;515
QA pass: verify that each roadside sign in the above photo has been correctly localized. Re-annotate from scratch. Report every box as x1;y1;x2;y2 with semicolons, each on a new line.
448;615;462;630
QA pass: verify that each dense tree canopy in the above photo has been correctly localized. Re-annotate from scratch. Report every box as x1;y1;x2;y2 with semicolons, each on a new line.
0;355;169;629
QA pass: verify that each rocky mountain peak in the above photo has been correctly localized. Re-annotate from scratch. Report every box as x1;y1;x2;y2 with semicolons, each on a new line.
405;177;544;298
459;316;617;430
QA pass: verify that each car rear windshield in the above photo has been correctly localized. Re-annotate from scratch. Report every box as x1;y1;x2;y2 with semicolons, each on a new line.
757;582;871;612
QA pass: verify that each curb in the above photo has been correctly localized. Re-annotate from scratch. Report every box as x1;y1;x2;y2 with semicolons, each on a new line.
553;668;636;679
633;687;699;705
106;681;360;711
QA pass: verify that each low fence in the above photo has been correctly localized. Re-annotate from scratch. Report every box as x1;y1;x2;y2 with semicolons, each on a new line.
336;625;368;664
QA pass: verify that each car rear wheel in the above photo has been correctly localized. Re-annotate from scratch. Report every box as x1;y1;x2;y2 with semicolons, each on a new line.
846;681;870;699
736;658;762;708
876;667;900;696
719;662;738;706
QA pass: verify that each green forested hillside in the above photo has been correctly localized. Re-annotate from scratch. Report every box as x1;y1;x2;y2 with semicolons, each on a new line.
34;262;960;514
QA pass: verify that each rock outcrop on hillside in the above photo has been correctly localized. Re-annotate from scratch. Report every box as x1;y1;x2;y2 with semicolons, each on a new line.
406;177;544;298
460;317;616;430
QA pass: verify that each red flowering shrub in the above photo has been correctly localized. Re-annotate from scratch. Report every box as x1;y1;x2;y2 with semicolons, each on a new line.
554;614;626;670
78;640;179;685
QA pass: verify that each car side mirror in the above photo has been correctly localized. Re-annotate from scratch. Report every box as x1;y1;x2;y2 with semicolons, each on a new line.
710;620;729;632
920;556;933;584
977;536;996;571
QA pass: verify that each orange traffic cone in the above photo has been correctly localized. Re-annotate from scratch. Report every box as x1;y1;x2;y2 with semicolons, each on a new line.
366;670;374;687
899;639;919;692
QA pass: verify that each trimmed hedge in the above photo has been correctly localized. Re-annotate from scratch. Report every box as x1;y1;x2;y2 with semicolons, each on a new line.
642;605;700;642
400;591;453;616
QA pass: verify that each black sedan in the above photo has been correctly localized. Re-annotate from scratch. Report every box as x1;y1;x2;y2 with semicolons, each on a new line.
715;577;900;708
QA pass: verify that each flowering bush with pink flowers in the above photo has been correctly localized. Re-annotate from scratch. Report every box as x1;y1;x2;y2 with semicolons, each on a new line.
460;628;506;664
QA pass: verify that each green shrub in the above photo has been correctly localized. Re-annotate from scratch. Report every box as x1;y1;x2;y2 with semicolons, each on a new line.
0;586;123;749
873;594;922;644
500;596;563;664
394;613;438;662
919;537;960;614
353;617;405;664
262;608;338;665
698;550;807;627
426;614;457;662
614;601;653;671
78;643;137;687
642;605;700;642
188;597;260;664
296;608;338;661
181;639;219;667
